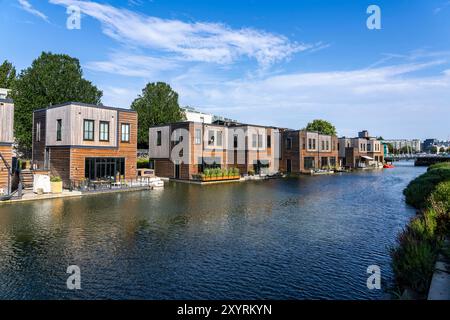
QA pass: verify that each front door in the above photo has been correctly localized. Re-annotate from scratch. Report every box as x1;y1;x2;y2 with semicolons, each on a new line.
175;163;180;179
286;159;292;173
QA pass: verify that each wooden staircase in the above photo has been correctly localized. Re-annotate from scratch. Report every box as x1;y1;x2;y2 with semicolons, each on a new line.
20;170;34;190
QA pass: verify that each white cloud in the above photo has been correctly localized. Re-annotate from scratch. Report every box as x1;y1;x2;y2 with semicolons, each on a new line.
85;52;179;77
18;0;49;22
49;0;315;67
170;60;450;138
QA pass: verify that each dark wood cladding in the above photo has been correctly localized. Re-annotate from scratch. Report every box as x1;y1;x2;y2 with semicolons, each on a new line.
48;147;71;186
32;110;47;166
0;145;12;191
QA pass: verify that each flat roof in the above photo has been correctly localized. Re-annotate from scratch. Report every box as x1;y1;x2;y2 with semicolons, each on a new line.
0;98;13;104
149;120;281;129
34;101;136;113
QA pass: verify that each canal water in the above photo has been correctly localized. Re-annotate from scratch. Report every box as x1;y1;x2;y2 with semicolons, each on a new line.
0;162;425;299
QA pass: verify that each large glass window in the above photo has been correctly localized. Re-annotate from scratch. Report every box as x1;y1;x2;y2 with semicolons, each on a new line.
56;119;62;141
99;121;109;141
304;157;315;170
121;123;130;142
84;158;125;181
83;120;94;141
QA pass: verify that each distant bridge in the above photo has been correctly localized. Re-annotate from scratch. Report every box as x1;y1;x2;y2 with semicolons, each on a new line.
385;154;450;166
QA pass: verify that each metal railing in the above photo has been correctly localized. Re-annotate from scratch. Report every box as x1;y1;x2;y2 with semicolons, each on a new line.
69;177;161;193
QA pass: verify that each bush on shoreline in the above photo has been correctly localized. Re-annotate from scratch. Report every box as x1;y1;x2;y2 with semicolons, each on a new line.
391;162;450;297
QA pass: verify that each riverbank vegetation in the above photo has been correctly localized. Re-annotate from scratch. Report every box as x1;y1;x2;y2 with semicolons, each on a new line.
391;162;450;298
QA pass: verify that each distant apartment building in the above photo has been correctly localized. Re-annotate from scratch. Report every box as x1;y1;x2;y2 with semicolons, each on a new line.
382;139;422;153
0;96;14;194
0;88;10;99
339;130;384;168
280;130;339;174
149;121;280;180
32;102;137;187
182;107;214;124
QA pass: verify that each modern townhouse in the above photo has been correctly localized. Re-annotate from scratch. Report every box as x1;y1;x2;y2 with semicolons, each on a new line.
149;121;280;180
338;130;384;168
0;96;14;195
280;130;339;174
32;102;137;187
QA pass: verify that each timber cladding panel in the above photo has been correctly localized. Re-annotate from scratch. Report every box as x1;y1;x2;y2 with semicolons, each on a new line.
0;145;13;191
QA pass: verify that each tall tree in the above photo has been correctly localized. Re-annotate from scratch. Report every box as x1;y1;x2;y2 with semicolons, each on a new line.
10;52;103;156
305;119;337;136
0;60;16;89
131;82;185;148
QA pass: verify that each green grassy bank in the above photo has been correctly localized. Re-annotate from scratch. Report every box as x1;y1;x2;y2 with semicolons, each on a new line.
390;162;450;297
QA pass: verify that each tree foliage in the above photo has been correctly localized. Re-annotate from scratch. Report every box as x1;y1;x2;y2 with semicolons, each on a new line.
305;119;337;136
10;52;102;156
130;82;185;148
0;60;16;89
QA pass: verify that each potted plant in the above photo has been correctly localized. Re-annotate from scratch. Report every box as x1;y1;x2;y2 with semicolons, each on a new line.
50;176;63;194
204;169;211;181
233;167;240;178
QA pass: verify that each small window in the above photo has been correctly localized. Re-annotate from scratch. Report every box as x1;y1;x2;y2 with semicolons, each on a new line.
157;131;162;146
99;121;110;141
195;129;201;145
258;134;263;148
252;134;257;148
121;123;130;142
326;140;329;150
267;135;271;148
217;131;223;146
56;119;62;141
234;135;238;148
36;121;41;142
321;140;325;151
208;130;215;146
83;120;95;141
286;137;292;150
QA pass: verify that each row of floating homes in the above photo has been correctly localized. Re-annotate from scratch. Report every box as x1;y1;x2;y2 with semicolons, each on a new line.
1;95;387;198
148;109;385;181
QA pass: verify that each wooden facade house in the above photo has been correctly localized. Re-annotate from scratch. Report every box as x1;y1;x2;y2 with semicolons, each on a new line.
280;130;339;174
32;102;137;187
0;98;14;195
149;121;281;180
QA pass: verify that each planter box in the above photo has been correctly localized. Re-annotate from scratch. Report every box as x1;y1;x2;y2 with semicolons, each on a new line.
51;181;63;194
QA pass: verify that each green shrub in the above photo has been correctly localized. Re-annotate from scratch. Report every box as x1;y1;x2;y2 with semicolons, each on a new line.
404;167;450;208
137;158;150;169
50;176;62;182
427;162;450;172
391;235;437;294
429;180;450;213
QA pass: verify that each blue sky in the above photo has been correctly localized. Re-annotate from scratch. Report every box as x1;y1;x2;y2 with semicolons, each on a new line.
1;0;450;140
